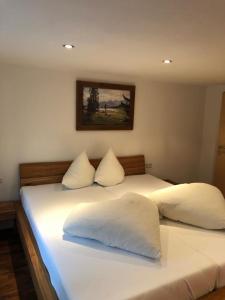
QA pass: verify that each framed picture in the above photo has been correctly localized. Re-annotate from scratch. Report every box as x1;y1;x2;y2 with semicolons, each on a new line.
76;80;135;130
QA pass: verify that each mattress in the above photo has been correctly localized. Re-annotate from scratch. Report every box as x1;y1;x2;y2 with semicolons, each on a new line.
20;174;223;300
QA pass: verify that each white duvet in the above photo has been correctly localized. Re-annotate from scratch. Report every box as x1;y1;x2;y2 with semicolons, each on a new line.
63;193;161;259
149;183;225;229
20;174;225;300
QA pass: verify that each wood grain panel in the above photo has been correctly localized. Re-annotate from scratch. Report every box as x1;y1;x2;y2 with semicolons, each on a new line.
16;203;58;300
20;155;145;187
0;201;16;222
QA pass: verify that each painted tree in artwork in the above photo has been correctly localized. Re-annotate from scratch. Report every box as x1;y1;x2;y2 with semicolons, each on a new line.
87;88;99;112
121;94;130;114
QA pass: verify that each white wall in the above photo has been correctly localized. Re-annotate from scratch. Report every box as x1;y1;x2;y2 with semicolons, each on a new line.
199;85;224;183
0;63;206;201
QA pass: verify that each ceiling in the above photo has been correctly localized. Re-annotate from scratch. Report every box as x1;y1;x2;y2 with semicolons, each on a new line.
1;0;225;84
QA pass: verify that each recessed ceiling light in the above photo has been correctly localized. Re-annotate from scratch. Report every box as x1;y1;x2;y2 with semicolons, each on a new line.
62;44;75;49
162;59;173;64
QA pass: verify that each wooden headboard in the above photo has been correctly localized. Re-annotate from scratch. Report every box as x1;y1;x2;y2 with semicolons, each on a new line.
20;155;145;187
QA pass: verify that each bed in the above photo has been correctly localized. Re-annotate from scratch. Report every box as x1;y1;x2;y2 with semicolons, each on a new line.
17;155;225;300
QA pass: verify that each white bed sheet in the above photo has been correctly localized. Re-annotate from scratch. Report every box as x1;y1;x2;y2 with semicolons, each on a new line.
20;175;221;300
104;174;172;198
161;219;225;288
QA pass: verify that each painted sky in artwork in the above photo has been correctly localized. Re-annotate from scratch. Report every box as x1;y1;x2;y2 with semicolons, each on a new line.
83;88;130;104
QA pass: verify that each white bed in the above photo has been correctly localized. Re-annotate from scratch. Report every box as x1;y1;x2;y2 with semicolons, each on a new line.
20;174;225;300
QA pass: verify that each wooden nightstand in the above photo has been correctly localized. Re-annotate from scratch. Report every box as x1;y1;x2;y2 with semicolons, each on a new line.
0;201;16;222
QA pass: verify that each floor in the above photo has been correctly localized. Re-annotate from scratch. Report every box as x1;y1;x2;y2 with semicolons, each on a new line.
0;227;37;300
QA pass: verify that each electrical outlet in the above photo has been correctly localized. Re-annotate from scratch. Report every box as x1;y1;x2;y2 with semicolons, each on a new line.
145;163;152;169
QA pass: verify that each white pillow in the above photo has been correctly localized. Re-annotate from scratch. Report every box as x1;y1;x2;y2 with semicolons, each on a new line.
62;152;95;189
148;183;225;229
95;149;125;186
63;193;161;259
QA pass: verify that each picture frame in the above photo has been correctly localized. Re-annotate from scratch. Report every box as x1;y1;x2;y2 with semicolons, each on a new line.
76;80;135;130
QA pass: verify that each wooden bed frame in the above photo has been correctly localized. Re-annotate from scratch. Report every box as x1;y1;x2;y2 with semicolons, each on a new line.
17;155;145;300
16;154;225;300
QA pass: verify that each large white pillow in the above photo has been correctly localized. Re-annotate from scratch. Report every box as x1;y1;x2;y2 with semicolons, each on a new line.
95;149;125;186
148;183;225;229
63;193;161;259
62;152;95;189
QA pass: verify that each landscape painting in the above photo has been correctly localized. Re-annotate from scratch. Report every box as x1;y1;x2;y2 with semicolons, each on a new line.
76;81;135;130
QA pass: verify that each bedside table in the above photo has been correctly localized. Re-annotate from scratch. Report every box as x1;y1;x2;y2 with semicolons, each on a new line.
0;201;16;223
